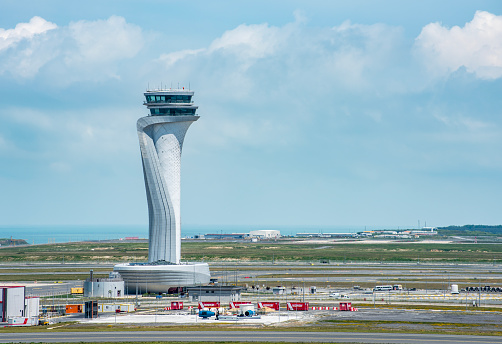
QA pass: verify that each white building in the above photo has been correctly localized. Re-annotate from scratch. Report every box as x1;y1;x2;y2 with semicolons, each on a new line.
249;230;281;239
84;271;124;298
114;89;210;293
0;286;39;326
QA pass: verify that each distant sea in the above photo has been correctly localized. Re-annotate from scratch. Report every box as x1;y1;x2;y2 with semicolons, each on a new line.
0;224;388;245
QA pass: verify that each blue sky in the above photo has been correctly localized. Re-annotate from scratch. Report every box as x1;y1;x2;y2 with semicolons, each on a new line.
1;1;501;229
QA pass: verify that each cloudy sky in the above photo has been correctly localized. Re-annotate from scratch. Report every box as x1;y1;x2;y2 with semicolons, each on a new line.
1;0;501;230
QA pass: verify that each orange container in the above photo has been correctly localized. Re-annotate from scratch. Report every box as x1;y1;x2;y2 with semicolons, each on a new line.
66;304;83;313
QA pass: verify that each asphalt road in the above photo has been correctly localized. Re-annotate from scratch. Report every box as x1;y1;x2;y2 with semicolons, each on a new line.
1;331;502;343
26;281;83;297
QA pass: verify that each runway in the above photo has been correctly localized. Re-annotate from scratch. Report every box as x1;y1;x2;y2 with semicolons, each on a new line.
1;331;502;343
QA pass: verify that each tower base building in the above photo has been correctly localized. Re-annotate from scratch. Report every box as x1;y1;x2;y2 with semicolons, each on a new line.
114;262;210;294
114;88;210;293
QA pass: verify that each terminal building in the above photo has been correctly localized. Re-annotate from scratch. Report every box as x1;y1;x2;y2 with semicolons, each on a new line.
114;88;210;293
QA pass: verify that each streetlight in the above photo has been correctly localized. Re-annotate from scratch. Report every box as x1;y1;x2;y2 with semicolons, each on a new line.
478;278;481;307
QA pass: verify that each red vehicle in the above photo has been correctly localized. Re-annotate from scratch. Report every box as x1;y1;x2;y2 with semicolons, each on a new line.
171;301;183;310
339;302;352;311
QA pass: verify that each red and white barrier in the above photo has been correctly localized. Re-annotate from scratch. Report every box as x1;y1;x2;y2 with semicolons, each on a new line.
309;306;357;311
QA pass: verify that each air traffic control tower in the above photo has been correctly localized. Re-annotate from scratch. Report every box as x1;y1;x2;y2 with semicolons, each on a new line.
114;88;210;294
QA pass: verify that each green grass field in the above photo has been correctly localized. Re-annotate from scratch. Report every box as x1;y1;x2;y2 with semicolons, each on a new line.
1;241;502;263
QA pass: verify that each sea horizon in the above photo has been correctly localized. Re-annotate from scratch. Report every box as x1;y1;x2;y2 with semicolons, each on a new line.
0;224;408;245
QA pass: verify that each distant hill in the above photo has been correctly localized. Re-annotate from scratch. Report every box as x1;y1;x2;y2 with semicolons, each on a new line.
438;225;502;235
0;238;28;246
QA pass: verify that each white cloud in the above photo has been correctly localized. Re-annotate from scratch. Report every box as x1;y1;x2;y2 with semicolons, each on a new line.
0;16;143;82
0;106;138;163
1;108;53;130
152;18;406;147
66;16;142;64
415;11;502;79
0;16;57;52
208;23;285;61
158;49;203;68
158;18;405;93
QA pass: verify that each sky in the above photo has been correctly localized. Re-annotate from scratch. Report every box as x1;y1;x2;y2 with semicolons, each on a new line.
1;1;502;230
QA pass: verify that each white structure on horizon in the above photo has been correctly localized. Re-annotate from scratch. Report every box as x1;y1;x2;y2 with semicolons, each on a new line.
114;88;210;293
249;230;281;239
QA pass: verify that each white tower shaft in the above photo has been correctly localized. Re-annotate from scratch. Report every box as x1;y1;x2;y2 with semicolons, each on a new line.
137;115;198;264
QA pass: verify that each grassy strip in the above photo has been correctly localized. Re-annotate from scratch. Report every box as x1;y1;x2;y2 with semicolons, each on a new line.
354;303;502;312
255;273;502;282
1;241;502;262
0;343;345;344
313;319;502;336
2;321;502;337
0;273;108;282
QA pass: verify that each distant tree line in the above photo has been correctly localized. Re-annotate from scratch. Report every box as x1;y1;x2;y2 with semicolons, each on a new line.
438;225;502;234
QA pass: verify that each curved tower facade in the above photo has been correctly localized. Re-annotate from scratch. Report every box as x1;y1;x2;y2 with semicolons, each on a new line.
114;88;210;294
138;89;198;264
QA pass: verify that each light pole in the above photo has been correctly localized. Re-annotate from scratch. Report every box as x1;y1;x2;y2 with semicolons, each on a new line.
443;271;446;299
478;278;481;307
302;280;305;303
425;272;427;295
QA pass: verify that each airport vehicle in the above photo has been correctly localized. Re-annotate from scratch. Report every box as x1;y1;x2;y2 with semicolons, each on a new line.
198;310;215;318
329;293;350;299
373;285;393;291
393;284;403;290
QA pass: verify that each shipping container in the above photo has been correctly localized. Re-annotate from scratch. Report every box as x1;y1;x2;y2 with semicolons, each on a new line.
24;297;39;318
70;288;84;294
229;301;252;309
65;304;83;314
286;302;309;311
7;317;39;326
117;304;135;312
97;304;116;313
198;301;220;309
257;302;280;311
